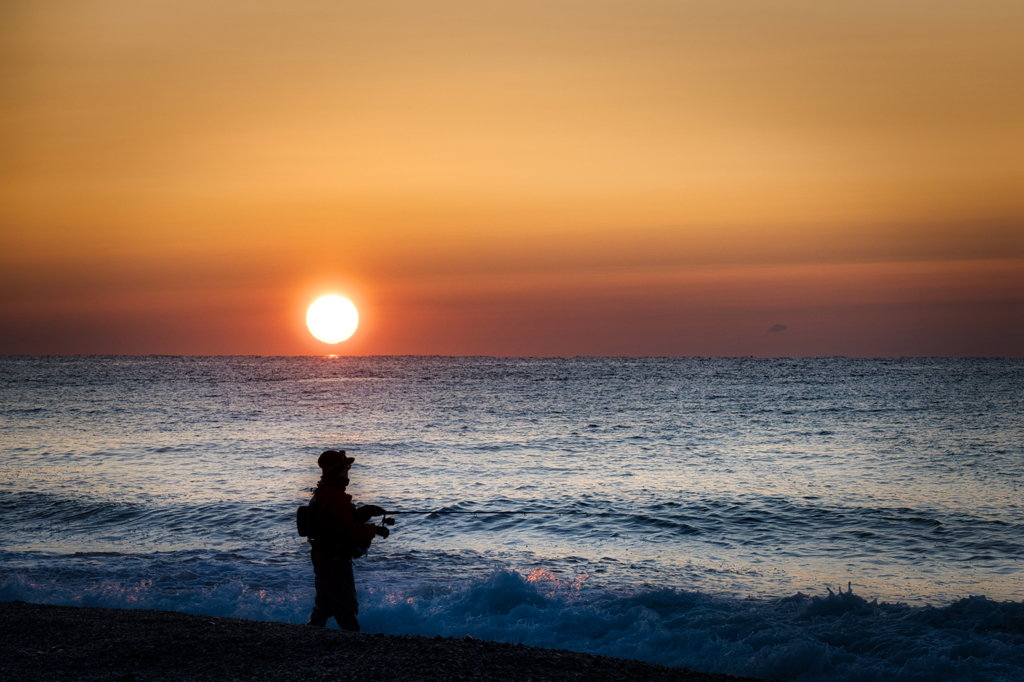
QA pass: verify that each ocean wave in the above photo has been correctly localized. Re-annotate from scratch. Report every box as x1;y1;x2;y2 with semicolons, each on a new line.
3;560;1022;682
360;572;1024;681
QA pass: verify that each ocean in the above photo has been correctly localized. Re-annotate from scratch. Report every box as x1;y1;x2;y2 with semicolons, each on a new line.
1;356;1022;681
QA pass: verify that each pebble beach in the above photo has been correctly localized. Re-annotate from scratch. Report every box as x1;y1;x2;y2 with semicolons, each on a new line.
1;601;771;682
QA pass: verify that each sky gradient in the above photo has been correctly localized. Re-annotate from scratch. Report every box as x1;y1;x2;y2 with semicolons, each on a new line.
2;0;1022;356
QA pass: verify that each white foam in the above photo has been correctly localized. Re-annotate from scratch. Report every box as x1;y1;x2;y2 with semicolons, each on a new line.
4;564;1022;682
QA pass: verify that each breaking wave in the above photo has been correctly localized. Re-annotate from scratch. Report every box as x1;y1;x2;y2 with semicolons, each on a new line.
3;558;1022;682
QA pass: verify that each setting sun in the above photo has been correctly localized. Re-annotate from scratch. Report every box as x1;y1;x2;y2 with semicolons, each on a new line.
306;296;359;344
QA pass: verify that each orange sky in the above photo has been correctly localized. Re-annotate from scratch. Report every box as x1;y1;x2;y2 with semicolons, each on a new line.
1;0;1022;356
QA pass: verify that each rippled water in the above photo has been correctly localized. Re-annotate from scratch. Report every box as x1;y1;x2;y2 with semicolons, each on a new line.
2;356;1022;681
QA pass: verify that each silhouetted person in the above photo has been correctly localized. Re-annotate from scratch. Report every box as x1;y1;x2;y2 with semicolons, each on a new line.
306;450;388;631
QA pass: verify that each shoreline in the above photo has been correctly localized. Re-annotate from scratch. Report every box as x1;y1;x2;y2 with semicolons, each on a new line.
1;600;773;682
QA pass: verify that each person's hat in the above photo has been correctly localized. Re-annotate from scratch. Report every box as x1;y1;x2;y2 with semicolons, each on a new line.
318;450;354;473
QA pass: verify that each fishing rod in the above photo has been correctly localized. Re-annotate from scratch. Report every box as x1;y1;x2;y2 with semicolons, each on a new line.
379;509;616;525
387;510;575;514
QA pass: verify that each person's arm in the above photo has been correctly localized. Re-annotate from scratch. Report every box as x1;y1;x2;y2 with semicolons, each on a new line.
353;504;385;523
322;491;378;546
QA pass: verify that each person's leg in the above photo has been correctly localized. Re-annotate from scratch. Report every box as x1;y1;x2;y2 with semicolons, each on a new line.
332;558;360;632
307;549;333;627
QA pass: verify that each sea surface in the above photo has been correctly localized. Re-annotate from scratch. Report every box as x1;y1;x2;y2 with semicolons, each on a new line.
1;356;1022;681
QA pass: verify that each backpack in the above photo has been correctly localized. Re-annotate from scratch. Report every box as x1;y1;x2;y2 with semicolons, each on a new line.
296;492;319;538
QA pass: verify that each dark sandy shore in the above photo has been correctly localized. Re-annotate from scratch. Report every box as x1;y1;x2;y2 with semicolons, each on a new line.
1;601;773;682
